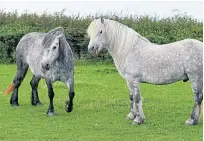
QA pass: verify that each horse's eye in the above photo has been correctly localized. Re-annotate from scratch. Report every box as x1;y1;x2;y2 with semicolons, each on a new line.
100;30;102;34
53;46;56;50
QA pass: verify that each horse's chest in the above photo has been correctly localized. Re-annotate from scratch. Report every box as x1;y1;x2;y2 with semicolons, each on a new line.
47;68;71;83
28;62;44;78
114;60;134;80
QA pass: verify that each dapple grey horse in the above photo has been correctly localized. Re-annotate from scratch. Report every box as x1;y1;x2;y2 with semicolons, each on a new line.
87;18;203;125
5;27;75;116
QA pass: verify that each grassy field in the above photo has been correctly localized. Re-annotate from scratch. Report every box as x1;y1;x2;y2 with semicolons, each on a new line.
0;61;202;141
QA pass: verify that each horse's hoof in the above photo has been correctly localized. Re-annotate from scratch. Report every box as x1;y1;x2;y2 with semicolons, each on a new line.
65;100;73;112
32;101;42;106
11;104;19;108
10;101;19;107
36;102;42;106
185;118;198;125
65;106;73;112
47;112;56;116
125;112;135;120
132;116;144;125
132;121;141;125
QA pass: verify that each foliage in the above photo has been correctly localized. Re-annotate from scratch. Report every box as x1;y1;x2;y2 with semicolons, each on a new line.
0;10;203;63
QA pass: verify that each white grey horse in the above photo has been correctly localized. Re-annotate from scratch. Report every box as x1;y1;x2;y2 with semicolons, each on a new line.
5;27;75;116
87;18;203;125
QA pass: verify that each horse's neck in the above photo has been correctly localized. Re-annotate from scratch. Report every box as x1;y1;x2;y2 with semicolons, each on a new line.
105;20;150;67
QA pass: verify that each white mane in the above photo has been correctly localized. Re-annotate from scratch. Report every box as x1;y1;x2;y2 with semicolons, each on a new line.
87;19;102;39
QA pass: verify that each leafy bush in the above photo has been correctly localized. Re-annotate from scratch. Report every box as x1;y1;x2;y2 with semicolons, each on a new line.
0;10;202;63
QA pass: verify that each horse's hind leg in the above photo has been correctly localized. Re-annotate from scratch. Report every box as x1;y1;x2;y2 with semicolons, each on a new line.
30;75;41;106
185;76;203;125
10;61;28;106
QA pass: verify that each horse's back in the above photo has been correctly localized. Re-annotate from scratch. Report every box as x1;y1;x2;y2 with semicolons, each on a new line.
16;32;45;77
16;32;45;53
170;39;202;51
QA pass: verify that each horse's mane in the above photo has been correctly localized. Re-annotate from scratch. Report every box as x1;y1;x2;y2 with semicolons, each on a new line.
87;20;99;39
87;19;150;45
108;19;150;44
105;19;151;58
42;27;64;48
138;34;150;43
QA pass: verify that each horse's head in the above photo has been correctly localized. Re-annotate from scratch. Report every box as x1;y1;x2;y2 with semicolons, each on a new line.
41;27;64;71
87;17;106;56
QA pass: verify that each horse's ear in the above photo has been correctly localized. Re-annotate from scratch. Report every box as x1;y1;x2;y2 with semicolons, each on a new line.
42;27;64;47
100;17;104;24
56;34;63;39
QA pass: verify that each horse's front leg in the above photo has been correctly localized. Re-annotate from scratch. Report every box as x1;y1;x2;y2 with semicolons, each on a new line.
130;79;145;125
65;78;75;112
125;82;135;120
45;79;55;116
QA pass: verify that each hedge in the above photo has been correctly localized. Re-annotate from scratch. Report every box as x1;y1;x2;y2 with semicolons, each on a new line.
0;10;202;63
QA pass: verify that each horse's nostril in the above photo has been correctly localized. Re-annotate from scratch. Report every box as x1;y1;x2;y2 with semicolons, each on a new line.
45;64;50;71
41;63;50;71
92;46;94;50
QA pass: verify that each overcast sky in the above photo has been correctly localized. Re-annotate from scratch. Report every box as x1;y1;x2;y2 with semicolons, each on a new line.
0;1;203;20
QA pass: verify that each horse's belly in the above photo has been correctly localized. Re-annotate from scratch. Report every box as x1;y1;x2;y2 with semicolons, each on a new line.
140;69;186;84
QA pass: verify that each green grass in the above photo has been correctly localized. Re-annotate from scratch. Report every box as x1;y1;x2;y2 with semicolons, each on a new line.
0;62;202;141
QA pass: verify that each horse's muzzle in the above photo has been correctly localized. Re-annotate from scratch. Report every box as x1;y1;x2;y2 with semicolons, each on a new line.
88;46;99;56
41;63;50;71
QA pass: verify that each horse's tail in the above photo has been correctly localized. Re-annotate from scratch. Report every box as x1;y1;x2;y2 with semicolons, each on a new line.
4;82;14;95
